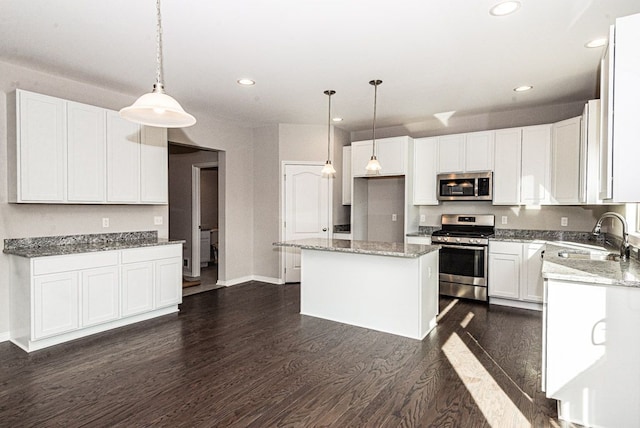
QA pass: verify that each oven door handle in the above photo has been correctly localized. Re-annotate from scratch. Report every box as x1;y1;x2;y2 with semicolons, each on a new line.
439;244;486;251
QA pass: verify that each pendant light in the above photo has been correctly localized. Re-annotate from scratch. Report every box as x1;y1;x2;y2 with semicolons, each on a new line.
365;79;382;174
321;90;337;177
120;0;196;128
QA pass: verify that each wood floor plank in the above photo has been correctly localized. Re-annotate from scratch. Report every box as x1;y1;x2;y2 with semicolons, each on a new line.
0;282;564;427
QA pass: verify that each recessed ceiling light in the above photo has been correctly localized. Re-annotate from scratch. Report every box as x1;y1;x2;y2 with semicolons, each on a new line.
489;1;521;16
332;117;343;122
585;38;607;48
237;78;255;86
514;85;533;92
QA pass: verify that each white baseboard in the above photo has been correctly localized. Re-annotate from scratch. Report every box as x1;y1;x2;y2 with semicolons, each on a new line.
0;331;10;343
490;297;542;312
217;275;285;287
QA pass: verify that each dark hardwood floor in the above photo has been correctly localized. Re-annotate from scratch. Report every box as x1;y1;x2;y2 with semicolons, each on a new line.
0;282;575;427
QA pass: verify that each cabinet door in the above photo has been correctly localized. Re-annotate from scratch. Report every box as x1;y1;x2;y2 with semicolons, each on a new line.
493;128;522;205
121;262;154;317
599;25;615;201
33;272;79;339
351;141;373;177
551;117;583;204
67;102;106;202
140;126;168;203
610;13;640;202
521;125;552;205
107;111;140;202
437;134;465;173
17;90;66;202
155;258;182;308
465;131;494;172
488;243;521;299
412;137;439;205
81;266;119;327
342;146;351;205
523;244;545;302
377;137;406;176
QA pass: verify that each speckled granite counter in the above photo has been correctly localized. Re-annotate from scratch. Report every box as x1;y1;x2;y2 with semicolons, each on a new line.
4;231;185;258
406;226;438;237
274;238;439;258
542;242;640;288
493;229;605;245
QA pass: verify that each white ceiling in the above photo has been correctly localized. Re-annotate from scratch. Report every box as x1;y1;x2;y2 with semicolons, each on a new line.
1;0;639;132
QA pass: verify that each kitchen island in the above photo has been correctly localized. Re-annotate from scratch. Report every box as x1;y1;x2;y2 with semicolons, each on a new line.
275;238;440;340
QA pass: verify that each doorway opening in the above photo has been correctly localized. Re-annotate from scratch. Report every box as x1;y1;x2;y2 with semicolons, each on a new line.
168;143;223;296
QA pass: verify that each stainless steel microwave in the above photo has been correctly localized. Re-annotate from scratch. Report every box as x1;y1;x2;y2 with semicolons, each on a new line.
437;171;492;201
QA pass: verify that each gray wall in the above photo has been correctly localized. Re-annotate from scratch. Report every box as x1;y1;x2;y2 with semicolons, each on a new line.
367;177;405;242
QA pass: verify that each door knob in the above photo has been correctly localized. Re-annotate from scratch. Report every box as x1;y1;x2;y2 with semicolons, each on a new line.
322;228;327;232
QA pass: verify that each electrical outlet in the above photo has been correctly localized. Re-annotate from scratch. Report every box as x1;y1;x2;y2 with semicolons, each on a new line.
561;217;568;227
392;214;397;222
154;216;163;225
420;214;426;223
102;218;109;228
501;216;508;225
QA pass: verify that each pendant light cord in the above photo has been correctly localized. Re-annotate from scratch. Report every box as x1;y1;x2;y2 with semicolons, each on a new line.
155;0;164;88
370;80;382;156
327;91;332;160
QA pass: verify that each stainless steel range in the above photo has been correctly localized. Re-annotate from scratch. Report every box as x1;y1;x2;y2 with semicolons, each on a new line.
431;214;495;302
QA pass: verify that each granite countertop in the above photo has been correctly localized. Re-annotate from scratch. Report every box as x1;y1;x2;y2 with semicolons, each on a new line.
542;242;640;288
274;238;439;258
4;231;185;258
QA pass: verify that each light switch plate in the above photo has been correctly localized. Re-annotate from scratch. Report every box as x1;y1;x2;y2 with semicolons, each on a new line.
561;217;568;227
501;216;508;225
154;216;163;225
392;214;397;222
102;218;109;228
420;214;426;222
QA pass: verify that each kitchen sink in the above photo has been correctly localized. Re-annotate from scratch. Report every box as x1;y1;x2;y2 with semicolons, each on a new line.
557;250;621;262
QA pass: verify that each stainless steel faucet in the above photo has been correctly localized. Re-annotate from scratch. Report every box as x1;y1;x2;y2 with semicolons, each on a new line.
592;212;631;260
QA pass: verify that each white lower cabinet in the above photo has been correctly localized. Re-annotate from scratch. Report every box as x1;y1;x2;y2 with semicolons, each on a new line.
34;272;79;339
121;262;155;317
81;266;120;327
9;244;182;352
488;241;544;310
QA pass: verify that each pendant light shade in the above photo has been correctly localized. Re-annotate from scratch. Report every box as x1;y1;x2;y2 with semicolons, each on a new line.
120;0;196;128
321;90;337;177
365;79;382;174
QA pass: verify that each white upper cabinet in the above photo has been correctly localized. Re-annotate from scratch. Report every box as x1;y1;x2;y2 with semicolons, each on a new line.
412;137;439;205
600;13;640;202
342;146;351;205
437;134;465;173
550;116;583;205
140;126;168;203
107;111;140;203
13;90;66;202
493;128;521;205
583;100;603;204
521;125;552;205
9;89;168;204
67;101;106;202
465;131;494;172
437;131;494;173
351;137;408;177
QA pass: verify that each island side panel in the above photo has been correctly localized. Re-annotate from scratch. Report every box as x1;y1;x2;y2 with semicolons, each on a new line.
419;250;439;337
300;249;436;340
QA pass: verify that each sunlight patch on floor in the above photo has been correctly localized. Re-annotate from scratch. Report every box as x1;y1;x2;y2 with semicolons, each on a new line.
437;298;459;322
443;332;530;427
460;311;474;328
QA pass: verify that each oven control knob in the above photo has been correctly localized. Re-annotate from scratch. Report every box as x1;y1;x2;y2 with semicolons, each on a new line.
456;238;461;242
470;239;477;244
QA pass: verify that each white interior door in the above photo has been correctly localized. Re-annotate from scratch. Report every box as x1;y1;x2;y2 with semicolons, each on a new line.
284;164;331;283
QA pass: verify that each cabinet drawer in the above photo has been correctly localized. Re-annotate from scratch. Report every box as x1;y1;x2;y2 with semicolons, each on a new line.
33;251;119;276
121;245;181;264
489;241;522;254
